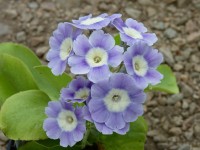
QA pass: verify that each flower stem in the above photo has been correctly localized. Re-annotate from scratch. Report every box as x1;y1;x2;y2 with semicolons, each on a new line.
81;125;91;149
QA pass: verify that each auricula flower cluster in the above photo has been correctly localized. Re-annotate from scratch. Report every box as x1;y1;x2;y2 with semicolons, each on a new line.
44;13;163;148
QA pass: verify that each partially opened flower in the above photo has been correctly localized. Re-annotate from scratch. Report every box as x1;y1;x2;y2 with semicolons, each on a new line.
68;30;124;83
47;23;82;75
124;41;163;89
71;13;122;30
112;18;157;46
60;76;92;103
43;101;86;147
88;73;146;134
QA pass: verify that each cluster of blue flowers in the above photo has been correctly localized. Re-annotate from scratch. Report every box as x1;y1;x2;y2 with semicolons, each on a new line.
43;13;163;147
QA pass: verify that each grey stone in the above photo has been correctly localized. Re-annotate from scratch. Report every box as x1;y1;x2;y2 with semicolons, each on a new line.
182;101;189;109
125;8;141;19
21;13;33;22
194;65;200;72
138;0;154;5
192;0;200;9
147;130;159;137
30;36;45;47
5;9;18;19
152;21;165;30
36;46;48;57
169;127;182;135
174;64;183;71
189;102;197;114
187;32;200;43
167;93;183;104
164;28;177;39
181;83;193;98
153;135;167;142
172;116;183;126
41;2;55;11
160;46;175;66
0;23;11;36
184;131;193;140
28;2;39;9
16;31;26;42
177;0;190;7
147;7;156;17
178;144;191;150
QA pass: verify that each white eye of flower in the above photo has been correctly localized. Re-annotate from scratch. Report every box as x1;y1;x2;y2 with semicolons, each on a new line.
104;89;131;112
74;87;90;100
59;38;73;61
57;110;77;132
123;27;142;39
132;56;148;76
85;48;108;67
81;17;104;25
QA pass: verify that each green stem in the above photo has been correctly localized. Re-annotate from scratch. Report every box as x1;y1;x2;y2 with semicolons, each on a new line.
81;125;91;149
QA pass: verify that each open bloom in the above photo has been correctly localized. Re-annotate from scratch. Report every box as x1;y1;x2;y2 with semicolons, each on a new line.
112;18;157;46
124;41;163;89
68;30;124;83
88;73;146;134
43;101;86;147
47;23;82;75
71;13;122;30
60;76;92;103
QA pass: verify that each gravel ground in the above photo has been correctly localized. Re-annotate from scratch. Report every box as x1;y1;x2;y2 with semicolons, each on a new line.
0;0;200;150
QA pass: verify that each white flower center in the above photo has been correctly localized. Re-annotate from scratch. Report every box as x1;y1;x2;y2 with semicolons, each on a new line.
59;38;73;61
74;87;90;100
123;27;142;39
132;56;148;76
104;89;131;112
57;110;77;132
85;48;108;67
81;17;104;25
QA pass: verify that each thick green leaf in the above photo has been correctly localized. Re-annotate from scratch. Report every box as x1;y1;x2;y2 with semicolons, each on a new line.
0;43;41;74
0;90;50;140
0;54;38;105
146;64;179;94
114;34;121;45
19;141;81;150
99;117;148;150
34;66;72;100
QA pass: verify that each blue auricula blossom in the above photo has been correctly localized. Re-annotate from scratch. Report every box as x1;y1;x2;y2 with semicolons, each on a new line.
43;101;86;147
124;41;163;89
47;23;82;75
112;18;157;46
60;76;92;103
71;13;122;30
68;30;124;83
88;73;146;134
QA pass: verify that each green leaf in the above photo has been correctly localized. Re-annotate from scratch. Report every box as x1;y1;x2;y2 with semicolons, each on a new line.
19;141;81;150
34;66;72;100
99;117;148;150
0;43;41;74
0;54;38;106
114;34;121;45
0;90;50;140
146;64;179;94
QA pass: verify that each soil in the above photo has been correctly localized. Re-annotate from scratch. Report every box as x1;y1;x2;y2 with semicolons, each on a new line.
0;0;200;150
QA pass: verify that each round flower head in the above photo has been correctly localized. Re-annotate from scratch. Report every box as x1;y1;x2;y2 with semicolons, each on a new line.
60;76;92;103
47;23;82;75
71;13;122;30
68;30;124;83
43;101;86;147
112;18;157;46
124;41;163;89
88;73;146;135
